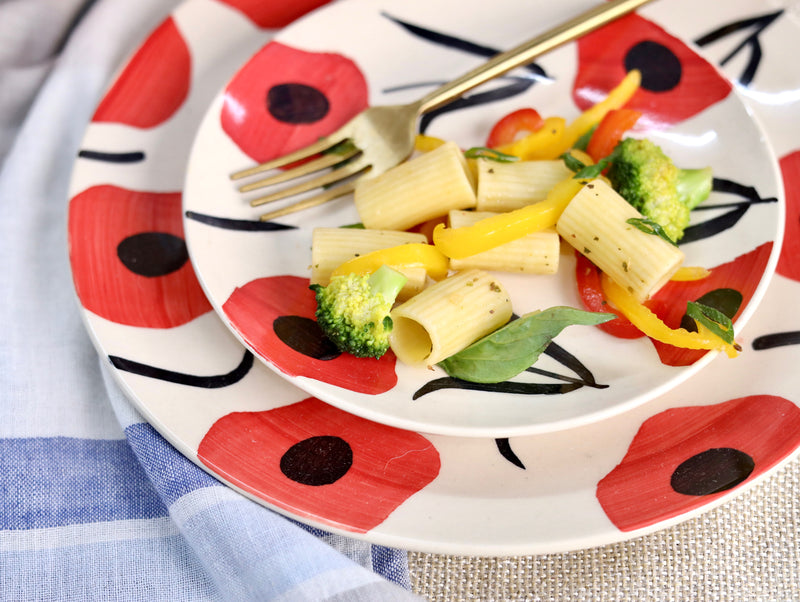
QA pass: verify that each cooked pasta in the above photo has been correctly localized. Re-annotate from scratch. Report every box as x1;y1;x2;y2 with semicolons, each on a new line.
389;269;512;366
310;227;428;296
447;210;560;274
475;158;572;212
353;140;476;230
556;179;685;302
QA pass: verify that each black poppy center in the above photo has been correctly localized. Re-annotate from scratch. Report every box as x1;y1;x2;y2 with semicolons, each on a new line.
624;40;682;92
280;435;353;486
267;83;330;124
671;447;755;496
117;232;188;277
273;315;340;360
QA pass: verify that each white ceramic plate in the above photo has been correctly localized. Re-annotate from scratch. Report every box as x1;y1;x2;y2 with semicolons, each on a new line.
183;0;783;437
67;0;800;555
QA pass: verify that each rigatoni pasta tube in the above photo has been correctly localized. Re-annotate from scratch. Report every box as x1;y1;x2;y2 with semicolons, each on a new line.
476;159;572;212
390;269;512;366
448;210;560;274
556;179;684;302
310;227;427;284
354;141;476;230
310;227;428;297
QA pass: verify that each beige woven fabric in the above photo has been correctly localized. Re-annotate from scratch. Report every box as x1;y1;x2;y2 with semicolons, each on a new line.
409;456;800;601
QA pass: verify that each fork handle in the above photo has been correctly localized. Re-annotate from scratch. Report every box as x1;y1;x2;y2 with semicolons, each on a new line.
415;0;655;115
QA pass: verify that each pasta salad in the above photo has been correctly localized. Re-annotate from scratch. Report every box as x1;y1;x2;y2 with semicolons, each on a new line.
308;69;739;384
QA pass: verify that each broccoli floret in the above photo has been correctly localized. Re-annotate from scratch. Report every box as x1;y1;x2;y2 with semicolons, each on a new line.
309;265;408;358
605;138;712;242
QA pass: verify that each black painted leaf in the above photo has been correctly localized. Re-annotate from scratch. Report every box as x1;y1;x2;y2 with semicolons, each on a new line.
495;438;525;469
413;376;581;400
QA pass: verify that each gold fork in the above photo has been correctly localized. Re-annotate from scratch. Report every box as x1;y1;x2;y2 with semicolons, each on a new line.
232;0;654;221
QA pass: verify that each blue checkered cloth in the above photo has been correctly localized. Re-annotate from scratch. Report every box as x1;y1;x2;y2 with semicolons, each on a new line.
0;0;419;599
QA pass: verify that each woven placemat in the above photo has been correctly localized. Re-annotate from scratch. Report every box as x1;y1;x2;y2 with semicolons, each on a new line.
409;456;800;601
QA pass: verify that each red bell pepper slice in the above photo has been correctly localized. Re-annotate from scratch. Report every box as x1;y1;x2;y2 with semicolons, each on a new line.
586;108;642;162
575;251;644;339
486;108;544;148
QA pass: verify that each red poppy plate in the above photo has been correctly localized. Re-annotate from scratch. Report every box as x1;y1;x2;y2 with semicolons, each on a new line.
183;0;783;437
68;0;800;554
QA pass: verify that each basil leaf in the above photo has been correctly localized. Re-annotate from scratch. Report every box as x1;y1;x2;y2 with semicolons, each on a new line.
680;288;742;333
626;217;678;246
464;147;520;162
685;301;735;344
437;307;616;384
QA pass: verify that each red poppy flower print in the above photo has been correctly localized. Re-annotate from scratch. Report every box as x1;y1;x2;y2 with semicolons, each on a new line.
778;150;800;281
92;18;190;128
597;395;800;532
197;398;440;532
222;275;398;394
573;13;731;129
217;0;332;29
221;42;369;164
68;185;211;328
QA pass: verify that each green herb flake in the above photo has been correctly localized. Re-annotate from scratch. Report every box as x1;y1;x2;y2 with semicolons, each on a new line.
561;152;587;173
626;217;678;246
464;147;520;162
564;145;621;180
572;125;597;151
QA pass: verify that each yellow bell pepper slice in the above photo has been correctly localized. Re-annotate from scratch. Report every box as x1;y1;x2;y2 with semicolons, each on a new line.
433;176;588;259
414;134;447;153
565;148;594;167
601;272;739;357
670;266;711;282
490;70;640;161
561;69;642;152
496;116;566;160
330;243;449;281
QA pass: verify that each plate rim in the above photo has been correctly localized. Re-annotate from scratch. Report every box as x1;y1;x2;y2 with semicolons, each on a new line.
66;0;798;556
182;0;785;438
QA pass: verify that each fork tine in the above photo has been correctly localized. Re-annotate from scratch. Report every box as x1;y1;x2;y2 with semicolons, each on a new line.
248;158;369;207
259;181;357;222
238;146;360;193
230;133;349;180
